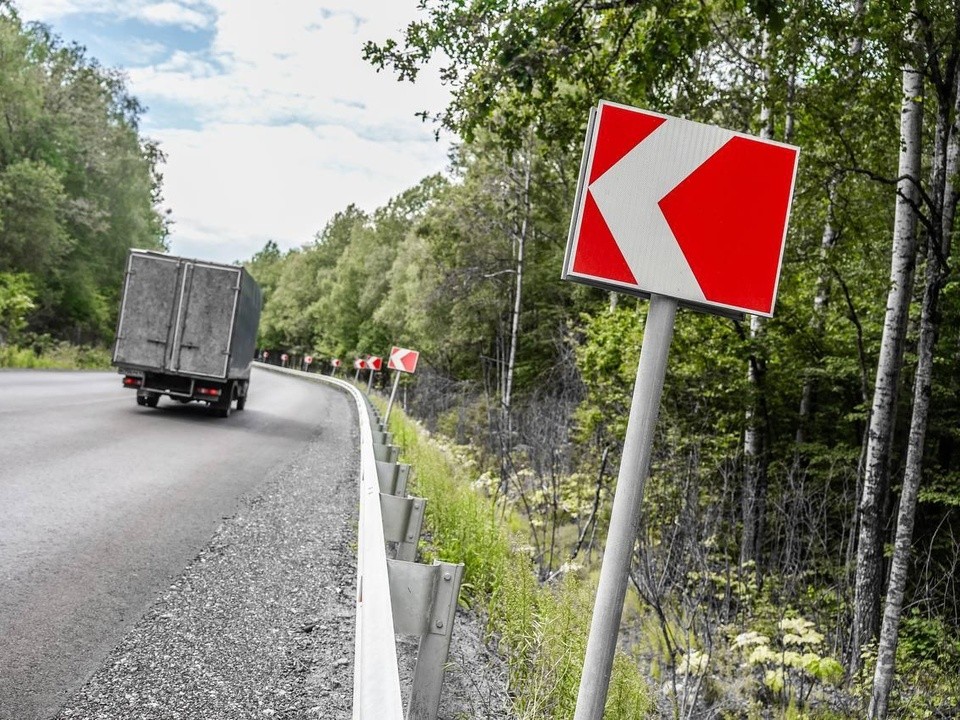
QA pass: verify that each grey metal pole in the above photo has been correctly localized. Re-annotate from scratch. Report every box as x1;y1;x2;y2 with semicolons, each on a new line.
573;293;677;720
385;372;401;425
367;368;374;393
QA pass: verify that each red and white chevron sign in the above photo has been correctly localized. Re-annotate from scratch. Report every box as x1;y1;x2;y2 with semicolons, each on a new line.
367;355;383;372
562;100;799;317
388;346;419;374
354;358;366;370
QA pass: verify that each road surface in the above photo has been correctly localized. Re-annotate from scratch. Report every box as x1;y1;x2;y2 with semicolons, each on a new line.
0;367;348;719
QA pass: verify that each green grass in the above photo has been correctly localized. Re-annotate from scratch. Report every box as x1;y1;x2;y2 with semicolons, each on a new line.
384;405;654;719
0;342;111;369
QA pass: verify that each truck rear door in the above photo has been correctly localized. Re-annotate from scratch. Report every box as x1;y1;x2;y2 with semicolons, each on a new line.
113;253;181;370
172;263;241;378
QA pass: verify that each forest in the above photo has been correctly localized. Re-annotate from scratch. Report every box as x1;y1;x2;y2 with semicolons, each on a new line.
3;0;960;717
0;2;167;365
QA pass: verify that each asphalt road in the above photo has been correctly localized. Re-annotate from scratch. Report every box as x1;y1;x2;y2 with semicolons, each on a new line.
0;366;349;720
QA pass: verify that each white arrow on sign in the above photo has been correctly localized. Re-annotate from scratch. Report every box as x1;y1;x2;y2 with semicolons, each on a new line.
589;120;733;303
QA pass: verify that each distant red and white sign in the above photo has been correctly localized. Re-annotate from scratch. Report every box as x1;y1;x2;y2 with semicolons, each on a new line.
281;353;289;362
388;346;419;374
354;358;366;370
332;358;342;368
367;356;383;372
562;100;799;317
304;355;313;365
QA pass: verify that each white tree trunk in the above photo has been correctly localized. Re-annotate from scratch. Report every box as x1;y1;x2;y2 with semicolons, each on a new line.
870;65;960;719
503;153;530;421
851;17;924;670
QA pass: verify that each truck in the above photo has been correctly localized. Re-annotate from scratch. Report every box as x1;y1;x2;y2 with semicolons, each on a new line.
112;250;262;417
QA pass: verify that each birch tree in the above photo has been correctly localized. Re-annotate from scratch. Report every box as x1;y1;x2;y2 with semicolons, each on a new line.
852;2;925;672
870;21;960;717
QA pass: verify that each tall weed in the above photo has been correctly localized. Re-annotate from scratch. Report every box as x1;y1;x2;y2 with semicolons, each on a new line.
386;406;653;719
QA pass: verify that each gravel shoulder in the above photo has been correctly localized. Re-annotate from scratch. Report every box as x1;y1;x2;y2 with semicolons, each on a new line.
54;381;511;720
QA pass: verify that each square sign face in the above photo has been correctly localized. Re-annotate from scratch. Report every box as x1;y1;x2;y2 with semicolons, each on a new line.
562;100;800;317
388;346;419;374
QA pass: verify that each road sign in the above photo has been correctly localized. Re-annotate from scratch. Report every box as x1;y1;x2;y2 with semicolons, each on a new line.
388;346;419;374
332;358;342;367
354;358;366;370
367;356;383;372
565;101;800;720
304;355;313;365
562;100;799;317
385;346;420;423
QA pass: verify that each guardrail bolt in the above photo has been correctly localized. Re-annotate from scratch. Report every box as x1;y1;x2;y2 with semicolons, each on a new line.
436;620;444;629
443;573;452;582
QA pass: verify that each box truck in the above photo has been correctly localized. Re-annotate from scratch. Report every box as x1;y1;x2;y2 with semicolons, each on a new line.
112;250;262;417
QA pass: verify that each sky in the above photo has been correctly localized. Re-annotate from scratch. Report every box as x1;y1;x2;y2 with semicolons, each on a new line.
18;0;454;264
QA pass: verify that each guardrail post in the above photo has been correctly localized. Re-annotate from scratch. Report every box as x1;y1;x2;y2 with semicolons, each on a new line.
379;494;426;562
376;461;411;496
386;560;465;720
374;443;401;463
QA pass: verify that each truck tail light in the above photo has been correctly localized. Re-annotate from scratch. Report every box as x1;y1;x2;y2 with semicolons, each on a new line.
123;376;142;388
197;387;221;397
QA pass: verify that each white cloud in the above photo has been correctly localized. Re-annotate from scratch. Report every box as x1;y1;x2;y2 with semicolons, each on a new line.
138;2;209;30
159;120;448;262
23;0;213;29
18;0;455;263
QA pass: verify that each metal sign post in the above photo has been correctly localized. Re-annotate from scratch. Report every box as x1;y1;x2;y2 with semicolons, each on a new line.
573;293;676;719
385;372;402;425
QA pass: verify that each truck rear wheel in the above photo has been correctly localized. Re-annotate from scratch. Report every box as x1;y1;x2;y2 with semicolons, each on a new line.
137;391;160;408
212;381;234;418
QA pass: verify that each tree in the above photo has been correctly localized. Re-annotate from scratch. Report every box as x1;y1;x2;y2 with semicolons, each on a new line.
869;3;960;714
364;0;714;149
0;4;166;344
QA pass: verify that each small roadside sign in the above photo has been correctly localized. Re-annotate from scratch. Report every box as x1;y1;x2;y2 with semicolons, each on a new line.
388;346;419;374
385;345;420;423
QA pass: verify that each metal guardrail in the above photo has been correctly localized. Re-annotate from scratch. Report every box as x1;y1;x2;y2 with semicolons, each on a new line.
255;364;463;720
